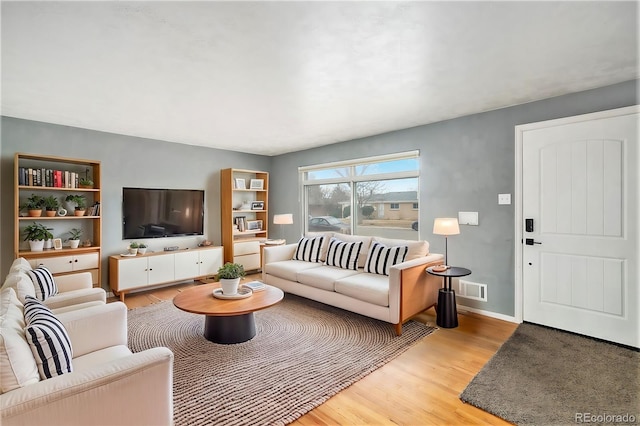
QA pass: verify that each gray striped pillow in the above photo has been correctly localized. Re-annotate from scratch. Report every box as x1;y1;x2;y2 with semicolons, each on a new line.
325;237;362;271
293;236;325;262
27;267;57;301
23;296;73;379
364;243;409;275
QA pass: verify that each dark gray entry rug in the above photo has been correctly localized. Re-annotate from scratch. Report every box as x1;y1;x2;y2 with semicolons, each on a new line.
460;322;639;425
128;294;435;426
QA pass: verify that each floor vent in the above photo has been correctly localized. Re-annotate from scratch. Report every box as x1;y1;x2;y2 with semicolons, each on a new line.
456;279;488;302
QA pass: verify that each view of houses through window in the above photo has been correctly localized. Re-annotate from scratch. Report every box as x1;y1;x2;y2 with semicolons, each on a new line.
300;151;420;240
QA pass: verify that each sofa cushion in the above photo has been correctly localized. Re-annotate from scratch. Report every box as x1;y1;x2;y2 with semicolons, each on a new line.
372;236;429;260
332;233;372;267
0;288;40;394
10;257;32;273
27;267;58;301
264;260;323;282
296;266;361;291
43;288;107;311
364;243;409;276
325;237;362;271
293;236;326;263
72;345;133;372
24;296;73;379
334;273;390;307
2;272;37;303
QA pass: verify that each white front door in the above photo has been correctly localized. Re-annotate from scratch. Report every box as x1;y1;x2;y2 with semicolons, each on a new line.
519;106;639;348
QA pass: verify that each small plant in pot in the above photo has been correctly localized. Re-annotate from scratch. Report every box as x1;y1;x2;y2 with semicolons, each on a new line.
137;243;148;255
66;228;83;249
23;223;53;252
65;194;87;216
42;195;60;217
20;194;45;217
128;242;139;255
217;262;246;295
79;177;94;189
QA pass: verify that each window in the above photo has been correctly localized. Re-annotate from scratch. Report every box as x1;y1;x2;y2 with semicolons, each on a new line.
300;151;420;240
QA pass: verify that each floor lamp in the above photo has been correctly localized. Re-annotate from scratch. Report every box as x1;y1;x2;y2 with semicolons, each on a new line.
433;218;460;270
273;213;293;241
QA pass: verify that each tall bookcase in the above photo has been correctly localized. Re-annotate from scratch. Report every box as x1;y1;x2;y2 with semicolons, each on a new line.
220;168;268;271
14;153;102;287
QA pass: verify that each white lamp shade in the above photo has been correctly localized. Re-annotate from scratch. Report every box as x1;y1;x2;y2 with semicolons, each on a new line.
273;214;293;225
433;218;460;236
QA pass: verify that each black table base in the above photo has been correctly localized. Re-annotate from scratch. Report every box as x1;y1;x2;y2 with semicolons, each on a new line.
204;313;256;344
436;289;458;328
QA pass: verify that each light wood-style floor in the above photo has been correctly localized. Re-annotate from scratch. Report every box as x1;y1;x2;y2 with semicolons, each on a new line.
111;275;517;425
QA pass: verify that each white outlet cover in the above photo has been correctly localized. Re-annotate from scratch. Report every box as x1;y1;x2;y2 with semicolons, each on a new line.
458;211;478;225
498;193;511;205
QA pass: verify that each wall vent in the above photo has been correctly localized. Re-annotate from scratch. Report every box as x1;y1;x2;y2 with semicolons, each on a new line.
455;279;488;302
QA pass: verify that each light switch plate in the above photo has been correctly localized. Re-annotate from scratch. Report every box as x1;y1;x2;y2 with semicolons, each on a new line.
498;193;511;205
458;211;479;226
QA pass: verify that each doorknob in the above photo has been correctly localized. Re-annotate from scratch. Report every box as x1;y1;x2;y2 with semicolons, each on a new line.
525;238;542;245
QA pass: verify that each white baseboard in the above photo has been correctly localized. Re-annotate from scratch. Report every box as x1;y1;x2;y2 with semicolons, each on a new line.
457;304;519;323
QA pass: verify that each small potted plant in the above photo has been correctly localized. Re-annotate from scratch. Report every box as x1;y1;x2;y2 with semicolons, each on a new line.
137;243;148;255
217;262;246;295
79;177;94;189
20;194;44;217
65;194;87;216
42;195;60;217
66;228;82;249
23;222;53;251
129;242;139;255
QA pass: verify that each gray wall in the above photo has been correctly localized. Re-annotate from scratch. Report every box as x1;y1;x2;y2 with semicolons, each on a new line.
1;79;637;317
270;80;638;317
0;119;271;285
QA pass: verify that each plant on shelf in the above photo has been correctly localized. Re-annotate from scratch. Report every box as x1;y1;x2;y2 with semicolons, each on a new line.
128;242;139;255
23;223;53;252
79;177;94;188
42;195;60;217
137;243;148;255
20;194;45;217
66;228;83;249
65;194;87;216
217;262;246;295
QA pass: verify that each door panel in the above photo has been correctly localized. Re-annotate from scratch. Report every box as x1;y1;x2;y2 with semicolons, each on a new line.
522;110;638;348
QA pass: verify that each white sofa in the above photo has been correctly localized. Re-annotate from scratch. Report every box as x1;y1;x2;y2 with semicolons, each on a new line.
0;287;174;426
263;233;444;335
2;257;106;311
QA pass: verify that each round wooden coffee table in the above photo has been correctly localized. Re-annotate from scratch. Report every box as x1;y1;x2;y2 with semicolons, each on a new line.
173;282;284;344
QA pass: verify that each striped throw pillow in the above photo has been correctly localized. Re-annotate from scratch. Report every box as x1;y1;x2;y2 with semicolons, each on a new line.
364;243;409;276
325;237;363;271
23;296;73;379
293;236;325;263
27;267;57;301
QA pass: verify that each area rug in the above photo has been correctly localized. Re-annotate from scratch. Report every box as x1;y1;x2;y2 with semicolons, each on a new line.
460;322;640;425
128;294;435;426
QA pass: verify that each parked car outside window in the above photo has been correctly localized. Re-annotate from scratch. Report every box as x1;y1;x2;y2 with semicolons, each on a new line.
308;216;351;234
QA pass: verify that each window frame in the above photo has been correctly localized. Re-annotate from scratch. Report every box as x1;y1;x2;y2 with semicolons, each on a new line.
299;151;420;236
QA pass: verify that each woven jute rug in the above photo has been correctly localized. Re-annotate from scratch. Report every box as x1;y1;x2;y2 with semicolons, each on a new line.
460;322;640;425
128;293;436;426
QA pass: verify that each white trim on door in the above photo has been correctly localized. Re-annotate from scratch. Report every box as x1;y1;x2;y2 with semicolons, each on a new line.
514;105;639;323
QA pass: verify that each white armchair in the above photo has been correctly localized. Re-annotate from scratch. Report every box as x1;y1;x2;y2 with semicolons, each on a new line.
0;296;174;426
2;258;105;311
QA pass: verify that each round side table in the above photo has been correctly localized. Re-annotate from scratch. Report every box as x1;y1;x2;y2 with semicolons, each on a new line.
426;266;471;328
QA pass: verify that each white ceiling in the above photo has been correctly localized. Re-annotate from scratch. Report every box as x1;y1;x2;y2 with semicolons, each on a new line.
2;1;638;156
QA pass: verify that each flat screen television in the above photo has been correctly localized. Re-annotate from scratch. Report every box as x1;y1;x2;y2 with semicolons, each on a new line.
122;187;204;239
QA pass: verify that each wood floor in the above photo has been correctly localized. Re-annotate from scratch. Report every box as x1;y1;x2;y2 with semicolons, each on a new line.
111;274;518;425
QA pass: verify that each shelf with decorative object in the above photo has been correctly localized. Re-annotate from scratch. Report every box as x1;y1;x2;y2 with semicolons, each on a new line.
221;168;269;271
14;153;102;288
